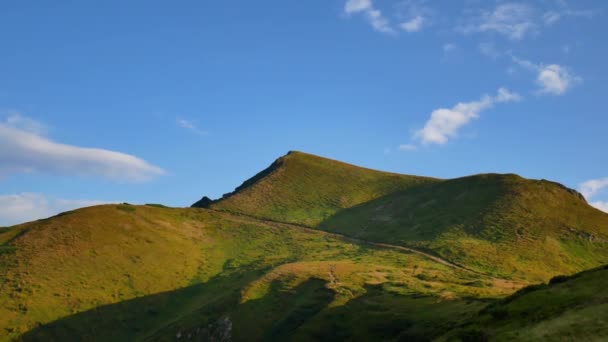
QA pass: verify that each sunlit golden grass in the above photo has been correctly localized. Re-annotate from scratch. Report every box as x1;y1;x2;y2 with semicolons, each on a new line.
202;152;608;283
2;151;608;340
1;204;517;341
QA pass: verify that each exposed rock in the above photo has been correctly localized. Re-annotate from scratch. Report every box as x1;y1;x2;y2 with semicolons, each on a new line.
192;196;214;208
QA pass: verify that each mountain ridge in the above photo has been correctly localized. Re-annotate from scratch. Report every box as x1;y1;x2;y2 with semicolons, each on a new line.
1;151;607;340
192;151;608;281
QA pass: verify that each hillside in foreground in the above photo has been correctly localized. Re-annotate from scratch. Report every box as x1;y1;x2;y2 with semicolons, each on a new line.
197;151;608;282
0;204;518;341
441;264;608;341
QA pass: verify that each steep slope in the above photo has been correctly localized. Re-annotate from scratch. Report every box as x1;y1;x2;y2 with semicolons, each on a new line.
442;265;608;341
194;152;608;282
193;151;437;226
321;174;608;281
0;204;516;341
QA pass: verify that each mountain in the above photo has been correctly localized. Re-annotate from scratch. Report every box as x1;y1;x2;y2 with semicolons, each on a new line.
193;151;436;226
195;151;608;282
1;151;607;340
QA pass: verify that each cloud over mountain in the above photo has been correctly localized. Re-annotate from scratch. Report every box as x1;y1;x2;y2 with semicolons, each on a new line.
414;88;521;145
0;115;165;182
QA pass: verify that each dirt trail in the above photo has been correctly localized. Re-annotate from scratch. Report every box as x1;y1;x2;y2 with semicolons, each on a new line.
205;209;521;285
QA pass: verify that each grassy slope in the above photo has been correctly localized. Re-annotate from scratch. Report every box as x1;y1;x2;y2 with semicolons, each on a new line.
199;151;436;227
201;152;608;282
0;204;514;341
441;265;608;341
321;174;608;282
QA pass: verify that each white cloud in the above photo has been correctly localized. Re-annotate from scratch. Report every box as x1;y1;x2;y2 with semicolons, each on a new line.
0;115;165;182
400;15;425;32
3;112;46;134
511;56;536;70
543;11;561;25
398;144;417;151
344;0;371;14
478;42;500;58
177;118;207;135
512;56;581;95
590;201;608;213
414;88;521;145
0;193;115;226
551;1;595;22
367;9;393;33
537;64;579;95
460;3;537;40
344;0;394;34
495;87;522;102
579;177;608;213
579;178;608;199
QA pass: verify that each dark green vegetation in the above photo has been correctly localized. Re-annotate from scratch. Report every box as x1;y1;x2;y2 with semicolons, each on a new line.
1;151;607;341
321;173;608;282
441;265;608;341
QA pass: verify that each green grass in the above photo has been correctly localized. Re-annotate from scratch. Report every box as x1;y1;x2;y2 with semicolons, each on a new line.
441;265;608;341
199;153;608;282
2;151;608;340
0;204;515;341
319;174;608;281
198;151;436;226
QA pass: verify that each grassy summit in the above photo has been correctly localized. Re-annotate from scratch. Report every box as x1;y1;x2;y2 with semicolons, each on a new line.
194;151;436;226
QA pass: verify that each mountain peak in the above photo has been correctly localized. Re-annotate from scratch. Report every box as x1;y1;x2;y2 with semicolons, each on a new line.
192;151;433;225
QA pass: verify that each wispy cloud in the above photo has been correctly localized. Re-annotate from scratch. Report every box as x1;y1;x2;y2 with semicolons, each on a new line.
177;118;207;135
542;11;561;25
397;0;433;33
478;42;500;58
543;2;596;26
400;15;425;32
590;201;608;213
443;43;456;52
579;177;608;199
459;1;597;41
460;3;537;40
512;56;582;95
0;114;165;182
579;177;608;213
398;144;417;151
344;0;394;34
0;193;115;226
3;111;46;134
413;88;522;145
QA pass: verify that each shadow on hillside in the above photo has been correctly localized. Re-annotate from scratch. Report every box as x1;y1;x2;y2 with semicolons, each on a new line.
295;284;489;342
18;273;335;342
317;176;510;245
18;270;259;341
20;271;488;342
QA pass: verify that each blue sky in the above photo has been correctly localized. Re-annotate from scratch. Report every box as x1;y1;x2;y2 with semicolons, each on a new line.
1;0;607;225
